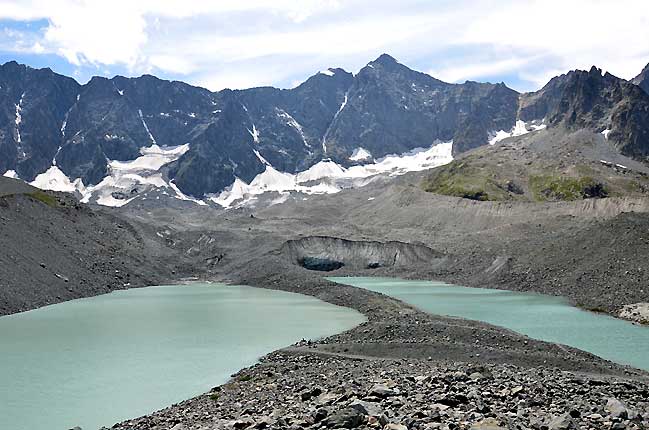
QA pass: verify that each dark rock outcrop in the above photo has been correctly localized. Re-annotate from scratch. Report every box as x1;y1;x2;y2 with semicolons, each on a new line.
632;62;649;95
520;66;649;161
322;54;519;158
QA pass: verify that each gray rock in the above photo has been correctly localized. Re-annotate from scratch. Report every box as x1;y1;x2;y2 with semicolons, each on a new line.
470;418;506;430
547;413;575;430
349;399;383;417
325;407;366;429
384;424;407;430
369;384;397;398
606;398;630;419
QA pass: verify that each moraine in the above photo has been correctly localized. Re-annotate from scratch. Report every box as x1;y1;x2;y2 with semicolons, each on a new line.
329;277;649;372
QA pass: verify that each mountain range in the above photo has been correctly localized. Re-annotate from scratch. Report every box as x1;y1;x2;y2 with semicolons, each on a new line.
1;54;649;207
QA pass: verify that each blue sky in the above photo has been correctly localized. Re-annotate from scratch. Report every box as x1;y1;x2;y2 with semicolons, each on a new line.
1;0;649;92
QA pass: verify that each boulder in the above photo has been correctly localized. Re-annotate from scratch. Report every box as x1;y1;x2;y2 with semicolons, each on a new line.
606;398;630;419
349;399;383;417
325;407;365;429
369;384;397;398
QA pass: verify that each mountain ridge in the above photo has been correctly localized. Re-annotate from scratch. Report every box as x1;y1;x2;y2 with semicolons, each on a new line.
2;56;649;205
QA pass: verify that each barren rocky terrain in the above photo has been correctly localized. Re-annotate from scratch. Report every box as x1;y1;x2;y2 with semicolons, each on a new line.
3;138;649;429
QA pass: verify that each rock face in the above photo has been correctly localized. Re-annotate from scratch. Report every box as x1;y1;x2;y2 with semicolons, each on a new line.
632;62;649;95
520;66;649;161
321;54;519;157
0;61;80;180
281;236;444;271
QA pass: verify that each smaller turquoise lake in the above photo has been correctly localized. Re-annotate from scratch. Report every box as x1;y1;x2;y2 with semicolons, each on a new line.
328;276;649;371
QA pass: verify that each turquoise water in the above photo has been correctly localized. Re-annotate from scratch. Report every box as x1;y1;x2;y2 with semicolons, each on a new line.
328;276;649;371
0;283;365;430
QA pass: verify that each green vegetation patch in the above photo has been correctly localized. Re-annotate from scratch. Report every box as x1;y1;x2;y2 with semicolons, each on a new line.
26;191;59;207
421;161;511;201
529;175;608;201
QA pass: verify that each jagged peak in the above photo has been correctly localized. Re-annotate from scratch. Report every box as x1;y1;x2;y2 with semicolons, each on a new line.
1;60;21;68
371;53;399;66
588;65;602;75
632;61;649;87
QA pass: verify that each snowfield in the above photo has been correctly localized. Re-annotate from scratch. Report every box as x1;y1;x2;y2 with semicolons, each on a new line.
210;140;453;209
489;120;546;145
18;140;453;209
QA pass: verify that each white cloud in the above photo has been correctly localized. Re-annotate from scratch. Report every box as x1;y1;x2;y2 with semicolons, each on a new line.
429;56;541;84
1;0;649;91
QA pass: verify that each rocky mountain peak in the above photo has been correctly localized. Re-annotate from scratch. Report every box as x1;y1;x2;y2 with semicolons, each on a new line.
632;62;649;95
371;53;399;66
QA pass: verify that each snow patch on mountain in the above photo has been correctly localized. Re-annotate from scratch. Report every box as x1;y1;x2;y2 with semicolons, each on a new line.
30;166;86;194
26;139;453;210
322;92;348;153
349;147;372;161
296;160;347;182
602;128;612;139
253;149;271;166
320;69;336;76
209;165;341;209
248;124;260;143
28;143;192;207
138;109;157;144
489;120;547;145
80;143;190;206
2;170;19;179
111;144;189;171
344;141;453;178
169;181;207;206
276;109;310;148
212;140;453;209
14;93;25;157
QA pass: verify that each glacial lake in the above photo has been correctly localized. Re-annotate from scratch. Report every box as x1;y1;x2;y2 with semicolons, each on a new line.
0;283;365;430
328;276;649;372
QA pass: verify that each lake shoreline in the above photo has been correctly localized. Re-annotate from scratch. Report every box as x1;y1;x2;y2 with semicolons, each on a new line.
113;268;649;430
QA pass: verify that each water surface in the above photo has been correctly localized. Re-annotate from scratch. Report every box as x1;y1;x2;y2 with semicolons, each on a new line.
0;283;365;430
328;276;649;371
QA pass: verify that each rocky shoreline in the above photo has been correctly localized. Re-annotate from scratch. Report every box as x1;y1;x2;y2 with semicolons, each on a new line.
113;350;649;430
110;273;649;430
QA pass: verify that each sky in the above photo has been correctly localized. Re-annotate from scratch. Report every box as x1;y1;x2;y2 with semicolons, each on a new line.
1;0;648;93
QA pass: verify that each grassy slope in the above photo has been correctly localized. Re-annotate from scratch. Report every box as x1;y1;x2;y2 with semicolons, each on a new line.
422;129;649;202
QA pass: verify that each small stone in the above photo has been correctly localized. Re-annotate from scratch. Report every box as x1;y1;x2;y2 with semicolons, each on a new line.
470;418;506;430
547;413;575;430
469;372;484;381
370;384;397;398
313;408;328;423
349;399;383;417
233;420;253;430
384;424;407;430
